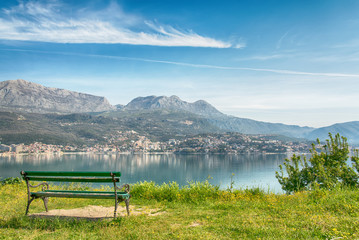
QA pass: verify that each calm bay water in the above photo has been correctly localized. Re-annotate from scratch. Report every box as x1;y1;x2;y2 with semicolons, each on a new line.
0;153;292;193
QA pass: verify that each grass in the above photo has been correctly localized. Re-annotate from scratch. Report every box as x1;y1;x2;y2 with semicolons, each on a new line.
0;180;359;239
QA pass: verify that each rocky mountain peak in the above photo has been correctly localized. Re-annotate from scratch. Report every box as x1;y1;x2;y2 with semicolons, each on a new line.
0;79;114;113
125;95;223;117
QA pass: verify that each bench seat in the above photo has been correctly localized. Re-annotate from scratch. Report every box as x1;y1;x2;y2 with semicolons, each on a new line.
31;190;131;199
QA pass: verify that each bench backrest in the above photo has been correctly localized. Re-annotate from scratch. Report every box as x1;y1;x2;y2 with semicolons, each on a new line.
20;171;121;183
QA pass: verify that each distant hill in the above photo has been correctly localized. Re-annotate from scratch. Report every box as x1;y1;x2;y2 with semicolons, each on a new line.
208;116;313;138
0;79;114;113
305;121;359;144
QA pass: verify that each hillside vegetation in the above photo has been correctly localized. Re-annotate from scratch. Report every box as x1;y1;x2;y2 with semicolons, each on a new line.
0;109;222;145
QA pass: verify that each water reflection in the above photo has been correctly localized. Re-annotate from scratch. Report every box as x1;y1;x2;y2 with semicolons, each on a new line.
0;153;291;193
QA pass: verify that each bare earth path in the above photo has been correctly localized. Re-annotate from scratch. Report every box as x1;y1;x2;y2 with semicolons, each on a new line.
30;205;164;220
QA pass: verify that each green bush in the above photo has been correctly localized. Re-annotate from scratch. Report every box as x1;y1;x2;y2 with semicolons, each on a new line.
0;177;22;185
244;187;265;197
276;133;359;194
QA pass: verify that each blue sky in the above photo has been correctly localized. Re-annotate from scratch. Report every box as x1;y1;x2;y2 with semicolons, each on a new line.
0;0;359;127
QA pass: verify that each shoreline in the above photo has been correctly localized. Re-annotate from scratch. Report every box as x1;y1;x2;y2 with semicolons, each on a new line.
0;150;306;157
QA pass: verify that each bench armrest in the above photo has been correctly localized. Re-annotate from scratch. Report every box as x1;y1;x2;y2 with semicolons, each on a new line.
27;181;50;191
116;184;130;194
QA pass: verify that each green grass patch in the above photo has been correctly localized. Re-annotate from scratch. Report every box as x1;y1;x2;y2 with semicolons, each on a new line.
0;180;358;239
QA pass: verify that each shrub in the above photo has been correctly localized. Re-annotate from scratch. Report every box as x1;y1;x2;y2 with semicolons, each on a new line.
276;133;359;193
0;177;22;186
244;187;265;198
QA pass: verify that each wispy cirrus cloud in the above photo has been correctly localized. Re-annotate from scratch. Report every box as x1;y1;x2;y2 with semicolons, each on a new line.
0;0;233;48
276;31;289;49
2;48;359;78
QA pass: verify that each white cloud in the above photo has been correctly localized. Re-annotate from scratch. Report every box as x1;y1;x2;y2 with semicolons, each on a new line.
0;0;232;48
248;54;286;60
237;67;359;77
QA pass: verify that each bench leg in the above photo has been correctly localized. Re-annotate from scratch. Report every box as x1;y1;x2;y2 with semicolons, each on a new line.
42;197;49;212
114;198;130;217
114;198;118;218
25;197;35;215
125;198;130;216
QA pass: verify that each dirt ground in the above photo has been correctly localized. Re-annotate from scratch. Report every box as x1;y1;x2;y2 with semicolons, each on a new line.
30;205;165;220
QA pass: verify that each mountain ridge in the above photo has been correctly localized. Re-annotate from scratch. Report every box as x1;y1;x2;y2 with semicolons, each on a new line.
123;94;314;138
0;79;114;113
306;121;359;144
1;79;359;144
125;95;223;117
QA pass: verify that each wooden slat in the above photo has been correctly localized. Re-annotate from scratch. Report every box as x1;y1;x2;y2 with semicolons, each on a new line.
25;176;119;182
21;171;121;177
31;191;130;199
45;190;128;194
32;192;115;199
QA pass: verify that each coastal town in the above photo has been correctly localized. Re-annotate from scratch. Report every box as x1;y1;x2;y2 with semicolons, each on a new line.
0;131;312;155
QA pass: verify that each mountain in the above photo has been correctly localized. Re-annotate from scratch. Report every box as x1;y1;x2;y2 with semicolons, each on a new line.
125;95;223;117
0;79;114;113
305;121;359;144
124;95;313;138
1;79;358;144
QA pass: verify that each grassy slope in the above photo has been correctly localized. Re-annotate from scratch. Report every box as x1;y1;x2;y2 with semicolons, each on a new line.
0;182;358;239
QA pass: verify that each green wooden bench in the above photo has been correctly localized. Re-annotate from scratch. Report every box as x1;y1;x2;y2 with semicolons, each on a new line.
20;171;130;218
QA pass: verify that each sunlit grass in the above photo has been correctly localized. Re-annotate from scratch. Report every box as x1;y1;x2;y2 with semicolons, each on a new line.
0;179;358;239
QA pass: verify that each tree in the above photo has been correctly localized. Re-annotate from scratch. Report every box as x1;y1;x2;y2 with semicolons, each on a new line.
276;133;359;194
